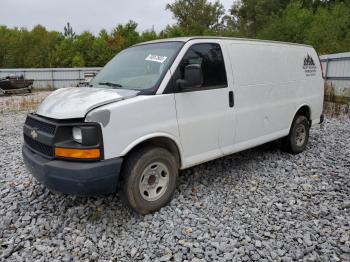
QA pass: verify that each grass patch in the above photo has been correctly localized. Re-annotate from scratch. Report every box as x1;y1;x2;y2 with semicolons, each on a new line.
0;91;51;113
88;209;102;222
31;87;55;92
331;95;350;106
324;81;350;105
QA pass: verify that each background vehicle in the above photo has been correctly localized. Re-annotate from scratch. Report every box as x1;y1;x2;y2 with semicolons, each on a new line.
0;75;33;95
22;37;324;214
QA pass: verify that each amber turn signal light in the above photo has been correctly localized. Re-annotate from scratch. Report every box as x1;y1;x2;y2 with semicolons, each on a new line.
55;147;101;159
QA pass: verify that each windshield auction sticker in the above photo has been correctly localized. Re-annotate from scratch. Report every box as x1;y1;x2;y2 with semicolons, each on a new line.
145;54;167;63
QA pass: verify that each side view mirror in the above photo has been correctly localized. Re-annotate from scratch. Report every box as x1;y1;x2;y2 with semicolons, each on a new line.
176;64;203;90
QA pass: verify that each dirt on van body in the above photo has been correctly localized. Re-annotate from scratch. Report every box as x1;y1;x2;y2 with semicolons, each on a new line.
0;111;349;261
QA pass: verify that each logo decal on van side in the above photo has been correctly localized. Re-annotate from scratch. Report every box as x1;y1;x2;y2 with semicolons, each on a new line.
303;54;317;77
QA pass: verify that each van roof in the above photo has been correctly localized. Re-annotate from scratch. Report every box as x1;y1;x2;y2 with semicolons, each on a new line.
135;36;313;48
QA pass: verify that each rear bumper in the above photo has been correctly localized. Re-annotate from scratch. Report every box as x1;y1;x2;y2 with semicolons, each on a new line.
22;146;123;195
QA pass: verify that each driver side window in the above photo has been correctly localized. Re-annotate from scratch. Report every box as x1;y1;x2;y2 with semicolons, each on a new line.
176;43;227;90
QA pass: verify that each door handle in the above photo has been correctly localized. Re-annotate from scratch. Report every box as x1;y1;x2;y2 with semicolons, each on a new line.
229;91;234;107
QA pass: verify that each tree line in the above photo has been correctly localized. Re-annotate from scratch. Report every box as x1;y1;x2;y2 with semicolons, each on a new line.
1;0;349;68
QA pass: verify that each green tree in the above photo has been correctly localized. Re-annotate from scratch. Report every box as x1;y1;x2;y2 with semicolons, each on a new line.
228;0;341;37
300;0;338;11
1;1;350;68
160;25;185;38
0;26;7;67
74;31;96;66
64;22;76;41
166;0;225;35
49;39;76;67
305;1;350;54
256;0;350;53
229;0;291;37
258;1;313;43
140;29;158;42
91;29;115;66
23;25;62;67
72;53;85;67
0;26;23;67
109;20;140;53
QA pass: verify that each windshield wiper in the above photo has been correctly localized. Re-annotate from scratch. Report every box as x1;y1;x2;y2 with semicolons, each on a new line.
98;82;123;88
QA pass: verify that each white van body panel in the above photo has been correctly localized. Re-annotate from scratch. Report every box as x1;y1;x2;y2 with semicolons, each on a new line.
169;39;236;167
85;38;323;169
86;95;183;161
174;89;227;166
35;37;323;170
223;41;324;154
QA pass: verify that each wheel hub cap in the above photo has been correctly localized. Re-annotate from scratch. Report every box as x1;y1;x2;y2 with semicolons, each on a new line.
147;174;157;186
139;162;169;202
295;124;306;147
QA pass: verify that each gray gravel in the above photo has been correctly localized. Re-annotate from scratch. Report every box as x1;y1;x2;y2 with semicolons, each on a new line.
0;112;349;262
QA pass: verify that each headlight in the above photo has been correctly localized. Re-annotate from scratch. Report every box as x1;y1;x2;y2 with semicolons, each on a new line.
72;127;82;143
53;124;102;161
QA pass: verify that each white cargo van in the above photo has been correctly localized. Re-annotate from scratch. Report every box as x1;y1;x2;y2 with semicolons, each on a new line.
23;37;324;214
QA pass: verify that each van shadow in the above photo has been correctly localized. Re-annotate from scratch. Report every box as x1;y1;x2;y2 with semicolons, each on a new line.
177;139;283;189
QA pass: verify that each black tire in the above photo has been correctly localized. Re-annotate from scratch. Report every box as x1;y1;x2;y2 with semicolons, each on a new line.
120;146;178;215
282;115;310;154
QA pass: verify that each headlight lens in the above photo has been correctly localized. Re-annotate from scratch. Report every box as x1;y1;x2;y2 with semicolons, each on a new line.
72;127;82;143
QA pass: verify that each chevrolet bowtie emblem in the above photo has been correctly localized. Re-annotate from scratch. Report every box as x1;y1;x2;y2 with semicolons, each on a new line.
31;129;38;140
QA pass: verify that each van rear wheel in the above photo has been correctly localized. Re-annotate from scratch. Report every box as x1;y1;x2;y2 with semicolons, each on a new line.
120;146;178;215
282;115;310;154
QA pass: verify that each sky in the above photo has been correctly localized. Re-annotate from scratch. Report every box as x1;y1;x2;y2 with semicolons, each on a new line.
0;0;234;34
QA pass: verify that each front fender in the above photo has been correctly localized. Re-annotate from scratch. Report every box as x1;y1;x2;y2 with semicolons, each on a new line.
120;132;183;161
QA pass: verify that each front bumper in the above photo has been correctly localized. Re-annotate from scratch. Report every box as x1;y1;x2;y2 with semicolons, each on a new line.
22;146;123;195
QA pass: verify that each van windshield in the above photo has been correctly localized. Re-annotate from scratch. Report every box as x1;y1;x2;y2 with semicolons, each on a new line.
90;42;183;92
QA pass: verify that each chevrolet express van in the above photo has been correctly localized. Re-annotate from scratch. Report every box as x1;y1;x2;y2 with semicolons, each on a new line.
23;37;324;214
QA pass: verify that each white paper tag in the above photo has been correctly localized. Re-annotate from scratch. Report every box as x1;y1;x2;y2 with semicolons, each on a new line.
145;54;167;63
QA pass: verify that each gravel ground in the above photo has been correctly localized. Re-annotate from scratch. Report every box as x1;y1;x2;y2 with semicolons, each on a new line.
0;112;349;262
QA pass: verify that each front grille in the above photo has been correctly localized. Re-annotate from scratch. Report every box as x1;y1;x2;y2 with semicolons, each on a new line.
24;135;54;157
25;116;56;135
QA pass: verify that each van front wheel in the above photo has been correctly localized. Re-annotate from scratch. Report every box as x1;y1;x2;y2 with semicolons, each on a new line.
282;115;310;154
120;146;178;214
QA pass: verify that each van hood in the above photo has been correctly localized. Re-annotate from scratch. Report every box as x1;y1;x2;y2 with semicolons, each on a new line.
36;87;139;119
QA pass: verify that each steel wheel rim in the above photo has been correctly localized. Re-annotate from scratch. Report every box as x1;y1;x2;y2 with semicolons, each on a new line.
139;162;170;202
295;124;306;147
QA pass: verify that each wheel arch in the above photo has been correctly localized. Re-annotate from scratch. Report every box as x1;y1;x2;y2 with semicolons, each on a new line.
289;104;312;130
121;133;183;168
